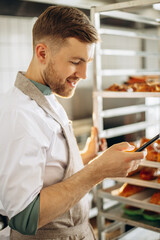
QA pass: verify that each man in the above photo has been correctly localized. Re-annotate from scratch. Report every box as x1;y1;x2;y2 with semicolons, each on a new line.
0;6;145;240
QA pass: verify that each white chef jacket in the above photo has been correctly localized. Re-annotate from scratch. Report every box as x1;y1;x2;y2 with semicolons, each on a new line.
0;83;69;219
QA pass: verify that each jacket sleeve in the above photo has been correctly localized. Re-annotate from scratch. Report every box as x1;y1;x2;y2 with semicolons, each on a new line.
0;110;49;226
9;194;40;235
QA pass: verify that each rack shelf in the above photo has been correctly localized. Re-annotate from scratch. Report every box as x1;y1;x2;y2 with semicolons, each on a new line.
100;49;160;57
140;159;160;168
99;120;159;138
99;204;160;233
112;173;160;190
101;10;160;26
94;0;160;13
99;28;160;40
91;0;160;238
101;104;160;118
101;69;160;76
98;183;160;213
93;91;160;98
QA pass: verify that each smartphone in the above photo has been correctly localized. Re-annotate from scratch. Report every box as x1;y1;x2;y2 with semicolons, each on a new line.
135;133;160;152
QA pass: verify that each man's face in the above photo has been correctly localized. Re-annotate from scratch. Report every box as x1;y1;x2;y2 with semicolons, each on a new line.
43;37;95;98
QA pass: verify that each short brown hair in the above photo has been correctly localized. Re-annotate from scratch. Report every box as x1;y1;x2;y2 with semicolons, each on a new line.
32;6;98;50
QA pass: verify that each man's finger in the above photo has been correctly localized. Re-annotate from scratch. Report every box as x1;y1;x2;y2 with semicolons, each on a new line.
91;127;98;139
125;151;146;162
114;142;135;151
100;138;107;151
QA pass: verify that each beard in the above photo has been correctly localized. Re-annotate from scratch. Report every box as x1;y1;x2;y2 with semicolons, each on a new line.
43;60;76;98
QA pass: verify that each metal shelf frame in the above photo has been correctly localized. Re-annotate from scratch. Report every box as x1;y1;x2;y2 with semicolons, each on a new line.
100;49;160;57
100;10;160;26
93;91;160;98
99;28;160;40
91;1;160;239
100;119;160;139
101;69;160;76
94;0;160;13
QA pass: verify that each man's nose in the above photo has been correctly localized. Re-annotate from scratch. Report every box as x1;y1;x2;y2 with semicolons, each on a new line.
76;63;87;79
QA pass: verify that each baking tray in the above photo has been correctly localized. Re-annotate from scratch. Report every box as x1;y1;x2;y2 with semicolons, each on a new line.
111;172;160;189
98;183;160;213
99;204;160;233
140;159;160;168
94;91;160;98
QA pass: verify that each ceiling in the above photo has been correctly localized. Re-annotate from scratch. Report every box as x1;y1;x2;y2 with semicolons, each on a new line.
0;0;54;17
0;0;116;17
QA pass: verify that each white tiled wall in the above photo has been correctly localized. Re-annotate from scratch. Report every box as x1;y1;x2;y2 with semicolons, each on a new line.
0;16;36;93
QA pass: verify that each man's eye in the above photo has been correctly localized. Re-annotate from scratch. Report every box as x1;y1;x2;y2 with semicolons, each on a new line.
71;61;80;65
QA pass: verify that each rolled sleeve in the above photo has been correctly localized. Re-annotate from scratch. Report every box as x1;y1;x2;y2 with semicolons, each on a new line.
9;194;40;235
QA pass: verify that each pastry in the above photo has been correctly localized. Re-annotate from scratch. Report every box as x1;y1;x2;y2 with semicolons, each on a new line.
146;150;158;162
143;210;160;221
127;165;143;177
140;137;158;161
105;75;160;92
149;192;160;205
106;83;129;92
127;76;146;84
118;183;145;197
123;205;143;216
140;167;159;180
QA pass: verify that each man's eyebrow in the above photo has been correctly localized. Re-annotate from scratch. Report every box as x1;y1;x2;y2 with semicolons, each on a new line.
71;57;93;62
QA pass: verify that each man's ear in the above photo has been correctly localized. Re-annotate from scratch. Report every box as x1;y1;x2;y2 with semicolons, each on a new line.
35;43;48;64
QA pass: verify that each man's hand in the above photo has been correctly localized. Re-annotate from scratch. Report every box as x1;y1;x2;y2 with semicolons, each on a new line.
80;127;107;165
92;142;147;179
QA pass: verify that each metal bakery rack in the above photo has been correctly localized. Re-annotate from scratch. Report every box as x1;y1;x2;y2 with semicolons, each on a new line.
91;0;160;239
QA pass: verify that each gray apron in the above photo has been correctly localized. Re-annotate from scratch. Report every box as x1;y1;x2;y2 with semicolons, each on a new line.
10;73;96;240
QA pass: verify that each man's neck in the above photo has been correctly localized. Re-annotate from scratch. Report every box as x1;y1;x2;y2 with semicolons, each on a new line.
25;59;45;85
